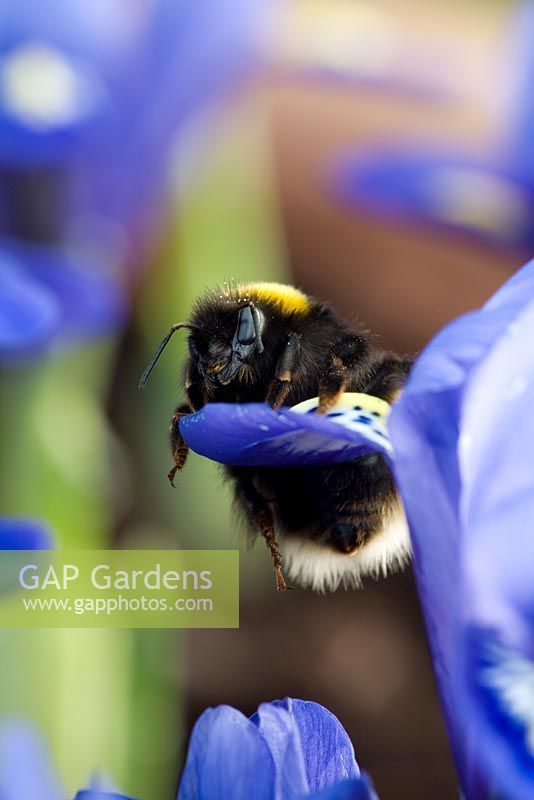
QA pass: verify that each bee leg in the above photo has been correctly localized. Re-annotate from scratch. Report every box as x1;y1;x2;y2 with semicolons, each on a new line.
233;470;290;591
364;354;414;403
266;332;301;409
168;403;192;487
318;333;371;413
255;506;290;592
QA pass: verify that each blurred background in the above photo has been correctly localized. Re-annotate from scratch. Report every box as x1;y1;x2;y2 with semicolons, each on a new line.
1;0;533;798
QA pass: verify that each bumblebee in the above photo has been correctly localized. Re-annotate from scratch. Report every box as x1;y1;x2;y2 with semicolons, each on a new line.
140;281;413;592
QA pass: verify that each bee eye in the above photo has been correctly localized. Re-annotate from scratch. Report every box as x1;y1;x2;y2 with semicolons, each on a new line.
236;306;256;345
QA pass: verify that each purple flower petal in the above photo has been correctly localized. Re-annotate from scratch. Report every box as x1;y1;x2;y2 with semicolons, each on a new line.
305;775;378;800
0;717;64;800
178;706;276;800
179;699;366;800
265;699;359;793
250;701;309;797
0;517;53;549
179;399;392;468
390;257;534;798
451;263;534;799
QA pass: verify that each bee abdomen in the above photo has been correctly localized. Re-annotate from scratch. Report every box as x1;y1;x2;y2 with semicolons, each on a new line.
329;521;373;554
329;522;363;553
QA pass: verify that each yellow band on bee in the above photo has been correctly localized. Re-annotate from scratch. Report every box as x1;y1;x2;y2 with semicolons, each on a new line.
237;282;311;315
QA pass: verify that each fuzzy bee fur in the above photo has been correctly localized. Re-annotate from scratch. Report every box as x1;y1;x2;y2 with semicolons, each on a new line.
140;281;413;592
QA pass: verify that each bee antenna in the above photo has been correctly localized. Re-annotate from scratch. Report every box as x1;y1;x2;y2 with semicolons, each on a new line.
139;323;199;389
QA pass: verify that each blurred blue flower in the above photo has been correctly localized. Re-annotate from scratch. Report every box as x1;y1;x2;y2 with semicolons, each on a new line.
0;717;136;800
0;518;52;596
0;239;125;364
503;0;534;182
0;249;59;359
74;792;136;800
0;0;269;166
63;0;275;255
329;1;534;251
0;0;275;266
389;258;534;799
0;0;111;166
178;697;377;800
332;148;534;250
0;517;53;549
0;717;64;800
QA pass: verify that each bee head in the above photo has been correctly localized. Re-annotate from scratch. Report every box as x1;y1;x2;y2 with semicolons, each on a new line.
139;302;266;390
188;303;265;386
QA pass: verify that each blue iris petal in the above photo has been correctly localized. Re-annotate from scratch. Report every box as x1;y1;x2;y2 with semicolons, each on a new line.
0;717;64;800
305;775;378;800
389;256;534;799
178;706;276;800
454;262;534;798
0;517;53;549
268;699;359;793
179;403;391;468
178;699;369;800
250;701;308;798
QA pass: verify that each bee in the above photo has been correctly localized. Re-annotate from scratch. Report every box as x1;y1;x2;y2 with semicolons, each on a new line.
140;281;413;592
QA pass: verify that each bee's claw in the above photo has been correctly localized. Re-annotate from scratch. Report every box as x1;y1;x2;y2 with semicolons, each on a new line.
275;567;292;592
168;466;179;487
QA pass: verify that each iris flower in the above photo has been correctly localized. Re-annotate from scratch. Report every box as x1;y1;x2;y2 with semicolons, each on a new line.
177;258;534;798
178;698;377;800
0;702;375;800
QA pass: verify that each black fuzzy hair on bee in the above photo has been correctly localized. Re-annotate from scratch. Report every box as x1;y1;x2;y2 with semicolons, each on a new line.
141;281;413;592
